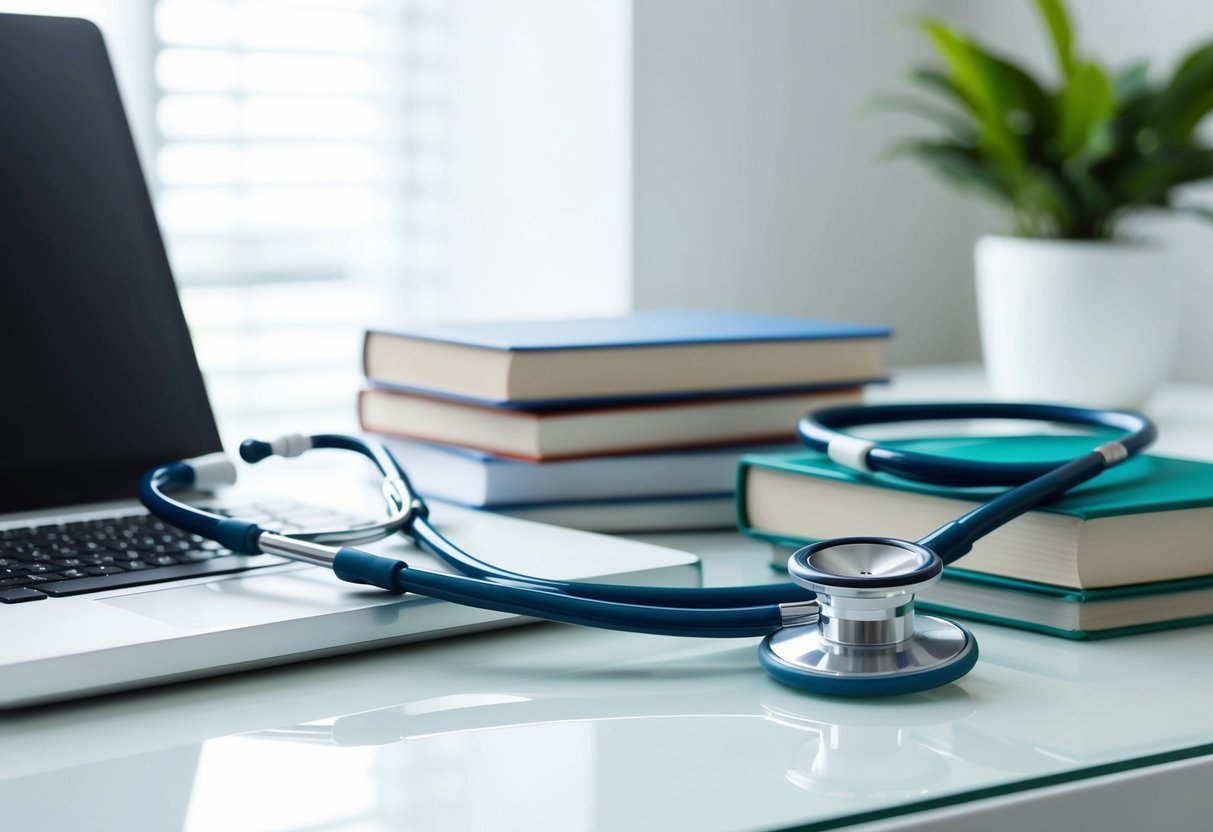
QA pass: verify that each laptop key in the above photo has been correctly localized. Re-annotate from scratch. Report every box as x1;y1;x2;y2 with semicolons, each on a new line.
81;565;125;576
0;588;47;604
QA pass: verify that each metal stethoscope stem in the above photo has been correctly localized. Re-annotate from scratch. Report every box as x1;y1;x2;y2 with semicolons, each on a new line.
140;402;1157;697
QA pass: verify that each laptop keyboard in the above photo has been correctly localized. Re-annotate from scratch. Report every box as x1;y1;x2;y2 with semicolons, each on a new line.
0;501;372;604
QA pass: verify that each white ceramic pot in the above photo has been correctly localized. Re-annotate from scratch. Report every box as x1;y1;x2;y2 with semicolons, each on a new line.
974;235;1179;409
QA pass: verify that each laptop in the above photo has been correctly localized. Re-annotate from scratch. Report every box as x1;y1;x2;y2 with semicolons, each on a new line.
0;13;698;709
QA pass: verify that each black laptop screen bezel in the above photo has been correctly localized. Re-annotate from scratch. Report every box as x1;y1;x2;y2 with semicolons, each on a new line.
0;14;223;513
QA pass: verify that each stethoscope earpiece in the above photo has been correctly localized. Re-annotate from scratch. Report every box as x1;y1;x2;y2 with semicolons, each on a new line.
759;538;977;697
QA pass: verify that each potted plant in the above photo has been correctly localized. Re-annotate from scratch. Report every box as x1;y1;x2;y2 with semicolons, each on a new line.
890;0;1213;407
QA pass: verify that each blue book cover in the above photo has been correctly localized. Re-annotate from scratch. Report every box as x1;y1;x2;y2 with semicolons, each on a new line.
367;309;891;352
363;309;890;406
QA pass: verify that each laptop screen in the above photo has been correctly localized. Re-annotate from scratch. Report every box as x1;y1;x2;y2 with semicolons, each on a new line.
0;14;222;512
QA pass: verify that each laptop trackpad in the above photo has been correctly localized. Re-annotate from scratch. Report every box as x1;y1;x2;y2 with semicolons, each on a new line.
100;567;412;630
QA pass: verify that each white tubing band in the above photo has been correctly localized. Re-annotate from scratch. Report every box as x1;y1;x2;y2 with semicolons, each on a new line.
185;453;238;490
1094;440;1129;466
271;433;313;458
827;435;877;474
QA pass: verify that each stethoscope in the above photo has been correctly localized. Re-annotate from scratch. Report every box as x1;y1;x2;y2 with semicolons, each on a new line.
139;402;1156;698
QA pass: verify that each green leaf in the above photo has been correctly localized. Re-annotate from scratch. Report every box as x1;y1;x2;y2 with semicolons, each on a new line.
869;92;977;142
918;20;1026;171
908;67;979;115
919;21;986;105
917;19;1062;177
1056;61;1115;158
887;9;1213;238
1115;145;1213;205
1034;0;1075;79
1114;61;1151;105
888;139;1013;202
1163;146;1213;185
1064;167;1117;234
1153;42;1213;137
1015;168;1078;236
981;50;1057;146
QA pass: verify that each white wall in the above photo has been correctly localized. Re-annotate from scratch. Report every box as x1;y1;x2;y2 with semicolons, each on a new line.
632;0;1213;380
445;0;631;321
632;0;982;368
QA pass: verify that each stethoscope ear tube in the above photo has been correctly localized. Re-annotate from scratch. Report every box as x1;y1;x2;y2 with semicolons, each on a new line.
137;461;266;554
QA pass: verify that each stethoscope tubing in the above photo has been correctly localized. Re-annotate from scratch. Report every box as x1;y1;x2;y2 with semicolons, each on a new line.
283;432;815;609
354;545;787;638
797;402;1156;486
411;514;812;608
919;448;1109;563
139;401;1157;641
139;455;806;637
796;402;1156;563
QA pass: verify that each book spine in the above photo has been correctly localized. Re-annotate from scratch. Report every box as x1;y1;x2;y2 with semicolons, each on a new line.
361;331;373;381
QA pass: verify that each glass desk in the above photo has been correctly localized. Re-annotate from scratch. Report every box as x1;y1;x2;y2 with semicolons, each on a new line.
3;366;1211;831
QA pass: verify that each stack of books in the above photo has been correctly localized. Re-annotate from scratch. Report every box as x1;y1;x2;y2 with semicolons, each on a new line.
358;309;890;532
736;434;1213;638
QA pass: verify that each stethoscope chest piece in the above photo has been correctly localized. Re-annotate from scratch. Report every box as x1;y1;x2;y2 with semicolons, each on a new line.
759;538;978;697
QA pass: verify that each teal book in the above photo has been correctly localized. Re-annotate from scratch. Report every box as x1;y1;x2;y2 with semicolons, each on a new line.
767;537;1213;639
921;570;1213;639
739;435;1213;590
363;309;890;407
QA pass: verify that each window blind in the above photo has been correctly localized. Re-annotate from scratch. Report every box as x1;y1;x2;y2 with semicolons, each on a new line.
152;0;452;421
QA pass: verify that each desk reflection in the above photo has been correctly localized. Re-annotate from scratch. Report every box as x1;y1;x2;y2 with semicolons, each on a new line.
5;618;1213;832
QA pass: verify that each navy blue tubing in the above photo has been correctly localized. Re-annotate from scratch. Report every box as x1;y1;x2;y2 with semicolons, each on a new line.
304;435;814;608
138;433;418;555
141;434;813;612
243;432;426;501
138;464;265;554
798;402;1157;564
371;440;812;609
333;547;785;638
798;403;1156;487
141;462;786;636
409;515;813;608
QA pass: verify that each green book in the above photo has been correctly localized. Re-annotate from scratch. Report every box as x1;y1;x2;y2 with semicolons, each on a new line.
768;535;1213;639
738;435;1213;590
922;570;1213;639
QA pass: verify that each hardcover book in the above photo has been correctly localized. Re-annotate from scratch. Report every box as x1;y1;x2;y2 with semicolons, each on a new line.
767;540;1213;639
363;309;890;406
360;386;862;462
739;435;1213;589
378;437;797;507
920;570;1213;639
493;493;737;533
